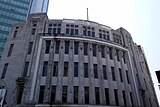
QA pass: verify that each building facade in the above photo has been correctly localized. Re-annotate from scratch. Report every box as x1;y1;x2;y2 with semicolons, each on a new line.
0;0;49;59
0;13;159;107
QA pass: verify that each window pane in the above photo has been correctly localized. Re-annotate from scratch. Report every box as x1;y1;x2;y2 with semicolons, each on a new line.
38;86;45;103
111;67;116;81
23;62;29;76
101;46;105;58
75;29;79;35
119;68;123;82
103;65;107;79
1;63;8;79
50;86;56;104
53;62;58;76
95;87;100;104
62;86;67;103
66;28;69;34
42;61;48;76
84;86;89;104
74;62;78;77
105;88;110;105
84;43;88;55
122;91;126;106
64;62;69;76
31;28;36;35
55;41;60;54
84;63;88;78
74;42;79;55
45;40;51;54
65;41;69;54
94;64;98;79
17;86;24;104
57;28;61;34
13;31;18;37
114;89;119;106
74;86;78;104
126;70;130;84
28;42;33;54
109;47;113;59
93;44;96;57
7;44;14;57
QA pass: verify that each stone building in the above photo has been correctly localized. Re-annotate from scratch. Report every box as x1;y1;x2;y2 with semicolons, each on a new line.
0;13;159;107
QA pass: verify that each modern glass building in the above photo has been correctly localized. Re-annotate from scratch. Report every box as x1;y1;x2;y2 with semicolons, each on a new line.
0;0;49;59
0;0;32;58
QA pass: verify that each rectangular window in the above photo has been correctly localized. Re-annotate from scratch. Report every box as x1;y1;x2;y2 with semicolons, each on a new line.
48;28;52;34
7;44;14;57
38;86;45;103
116;49;120;61
23;62;29;76
119;68;123;82
84;43;88;55
50;86;56;104
74;86;78;104
103;65;107;79
57;28;61;34
123;52;126;63
31;28;36;35
45;40;51;54
53;62;58;76
87;31;91;36
114;89;119;106
42;61;48;76
53;28;56;34
28;42;33;54
65;41;69;54
111;67;116;81
93;44;96;56
122;91;126;106
105;88;110;105
103;34;106;39
92;32;95;37
66;28;69;34
64;62;69;76
16;86;24;104
62;86;67;103
74;42;79;55
126;70;130;84
83;29;86;36
94;64;98;79
95;87;100;104
109;47;113;59
99;33;102;38
1;63;8;79
84;63;88;78
74;62;78;77
75;29;79;35
130;92;134;107
84;86;89;104
13;31;18;37
55;41;60;54
101;46;105;58
70;28;74;35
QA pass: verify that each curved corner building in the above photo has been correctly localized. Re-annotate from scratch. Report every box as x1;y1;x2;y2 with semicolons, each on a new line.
0;13;159;107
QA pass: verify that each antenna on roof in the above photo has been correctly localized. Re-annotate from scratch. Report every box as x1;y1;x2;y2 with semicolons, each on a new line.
87;8;89;21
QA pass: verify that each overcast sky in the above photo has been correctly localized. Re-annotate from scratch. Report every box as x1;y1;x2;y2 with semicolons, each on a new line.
48;0;160;103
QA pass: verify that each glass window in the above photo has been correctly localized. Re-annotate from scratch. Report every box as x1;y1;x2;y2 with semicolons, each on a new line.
50;86;56;104
123;52;126;63
48;28;52;34
92;32;95;37
94;64;98;79
114;89;119;106
74;62;78;77
66;28;69;34
75;29;79;35
65;41;69;54
23;62;29;76
105;88;110;105
116;49;119;61
31;28;36;35
101;46;105;58
64;62;68;76
1;63;8;79
93;44;96;57
103;34;106;39
7;44;14;57
55;41;60;54
130;92;134;106
62;86;67;103
84;63;88;78
57;28;61;34
45;40;51;54
83;29;86;36
84;86;89;104
84;43;88;55
103;65;107;79
99;33;102;38
74;42;79;55
109;47;113;60
53;28;56;34
74;86;78;104
28;42;33;54
42;61;48;76
17;86;24;104
126;70;130;84
119;68;123;82
53;62;58;76
38;86;45;103
13;30;18;37
87;31;91;36
122;91;126;106
70;28;74;35
111;67;116;81
95;87;100;104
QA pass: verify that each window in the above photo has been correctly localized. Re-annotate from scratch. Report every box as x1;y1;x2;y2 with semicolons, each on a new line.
42;61;48;76
94;64;98;79
92;32;95;37
31;28;36;35
103;34;106;39
123;52;126;63
7;44;14;57
55;41;60;54
116;49;120;61
84;63;88;78
84;86;89;104
93;44;96;56
57;28;61;34
84;43;88;55
1;63;8;79
122;91;126;106
130;92;134;107
109;47;113;59
105;88;110;105
45;40;51;54
48;28;52;34
13;30;18;37
83;29;86;36
103;65;107;79
53;62;58;76
74;42;79;55
99;33;102;38
65;41;69;54
95;87;100;104
114;89;119;106
111;67;116;81
119;68;123;82
70;28;74;35
126;70;130;84
53;28;56;34
50;86;56;104
66;28;69;34
74;62;78;77
23;62;29;76
74;86;78;104
87;31;91;36
75;29;79;35
62;86;67;103
38;86;45;103
64;62;68;76
17;86;24;104
101;46;105;58
28;42;33;54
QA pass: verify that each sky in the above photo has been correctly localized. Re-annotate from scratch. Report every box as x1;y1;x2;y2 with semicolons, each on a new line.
48;0;160;104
